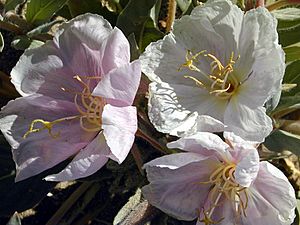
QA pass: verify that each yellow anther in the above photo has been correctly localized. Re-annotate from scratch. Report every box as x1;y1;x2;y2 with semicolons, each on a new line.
178;50;206;71
184;75;205;87
23;119;60;139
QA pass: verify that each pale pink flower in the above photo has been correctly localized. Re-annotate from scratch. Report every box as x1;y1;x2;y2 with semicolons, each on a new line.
143;132;296;225
0;14;141;181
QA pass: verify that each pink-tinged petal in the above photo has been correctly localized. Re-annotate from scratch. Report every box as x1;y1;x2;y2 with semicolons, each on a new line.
167;132;229;158
233;147;259;187
101;27;130;74
11;41;77;101
54;14;112;76
224;99;272;142
101;104;137;164
0;95;95;181
143;153;220;220
45;133;109;181
92;60;141;107
243;162;296;225
224;132;259;147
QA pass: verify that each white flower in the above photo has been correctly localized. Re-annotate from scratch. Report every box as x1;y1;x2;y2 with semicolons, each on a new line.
143;132;296;225
140;0;284;142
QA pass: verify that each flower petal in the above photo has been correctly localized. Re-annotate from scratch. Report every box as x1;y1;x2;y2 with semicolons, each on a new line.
191;0;243;60
101;104;137;163
100;27;130;74
167;132;229;158
0;95;95;181
224;99;272;142
243;162;296;225
143;153;219;220
45;133;109;181
233;147;259;187
147;82;198;136
92;60;141;107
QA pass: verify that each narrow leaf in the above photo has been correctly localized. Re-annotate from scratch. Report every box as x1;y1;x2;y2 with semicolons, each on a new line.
0;32;4;52
264;129;300;155
25;0;68;26
284;43;300;62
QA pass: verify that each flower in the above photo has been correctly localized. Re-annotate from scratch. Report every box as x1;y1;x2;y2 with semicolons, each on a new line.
142;132;296;225
140;0;285;142
0;14;141;181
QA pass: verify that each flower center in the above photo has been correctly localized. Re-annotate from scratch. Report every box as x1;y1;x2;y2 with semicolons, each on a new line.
23;75;105;139
198;163;248;225
178;50;240;100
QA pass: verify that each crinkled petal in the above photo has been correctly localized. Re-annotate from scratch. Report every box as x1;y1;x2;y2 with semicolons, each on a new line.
0;95;95;181
45;133;109;181
191;0;243;60
167;132;229;159
143;153;220;220
92;60;141;107
186;115;225;136
224;99;272;142
233;147;259;187
147;82;198;136
101;104;137;163
243;162;296;225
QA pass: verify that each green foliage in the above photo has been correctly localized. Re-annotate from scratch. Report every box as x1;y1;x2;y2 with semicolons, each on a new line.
4;0;24;11
25;0;68;26
274;8;300;47
11;35;44;50
264;129;300;155
282;60;300;97
67;0;118;25
284;43;300;63
116;0;163;50
176;0;192;14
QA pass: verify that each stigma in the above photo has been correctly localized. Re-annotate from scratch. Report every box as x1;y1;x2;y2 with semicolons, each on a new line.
198;162;249;224
179;50;240;100
23;75;105;139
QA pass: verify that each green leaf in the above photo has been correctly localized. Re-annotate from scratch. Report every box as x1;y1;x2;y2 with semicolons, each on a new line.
141;18;164;51
116;0;161;50
0;32;4;52
284;43;300;63
4;0;24;11
272;95;300;118
67;0;117;25
176;0;192;14
264;129;300;155
25;0;68;26
282;60;300;96
11;35;44;50
273;8;300;25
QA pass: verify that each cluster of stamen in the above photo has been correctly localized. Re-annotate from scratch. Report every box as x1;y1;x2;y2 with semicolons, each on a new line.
178;50;240;100
198;163;249;225
23;75;105;139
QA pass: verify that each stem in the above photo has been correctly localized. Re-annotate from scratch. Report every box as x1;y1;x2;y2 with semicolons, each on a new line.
0;20;23;34
45;182;92;225
266;0;289;11
166;0;176;33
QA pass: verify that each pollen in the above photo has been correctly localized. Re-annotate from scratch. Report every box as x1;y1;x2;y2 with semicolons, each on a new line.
179;50;240;100
23;75;105;139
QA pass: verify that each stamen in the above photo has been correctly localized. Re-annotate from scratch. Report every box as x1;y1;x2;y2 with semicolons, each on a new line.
197;163;249;224
24;74;105;139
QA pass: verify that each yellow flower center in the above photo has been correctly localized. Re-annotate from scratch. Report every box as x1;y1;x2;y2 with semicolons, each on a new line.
198;163;249;225
179;50;240;100
23;75;105;139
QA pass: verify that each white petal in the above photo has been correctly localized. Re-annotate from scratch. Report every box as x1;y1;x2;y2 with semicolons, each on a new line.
101;104;137;163
167;132;229;158
147;82;198;136
44;133;109;181
143;153;220;220
234;147;259;187
243;162;296;225
224;99;272;142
